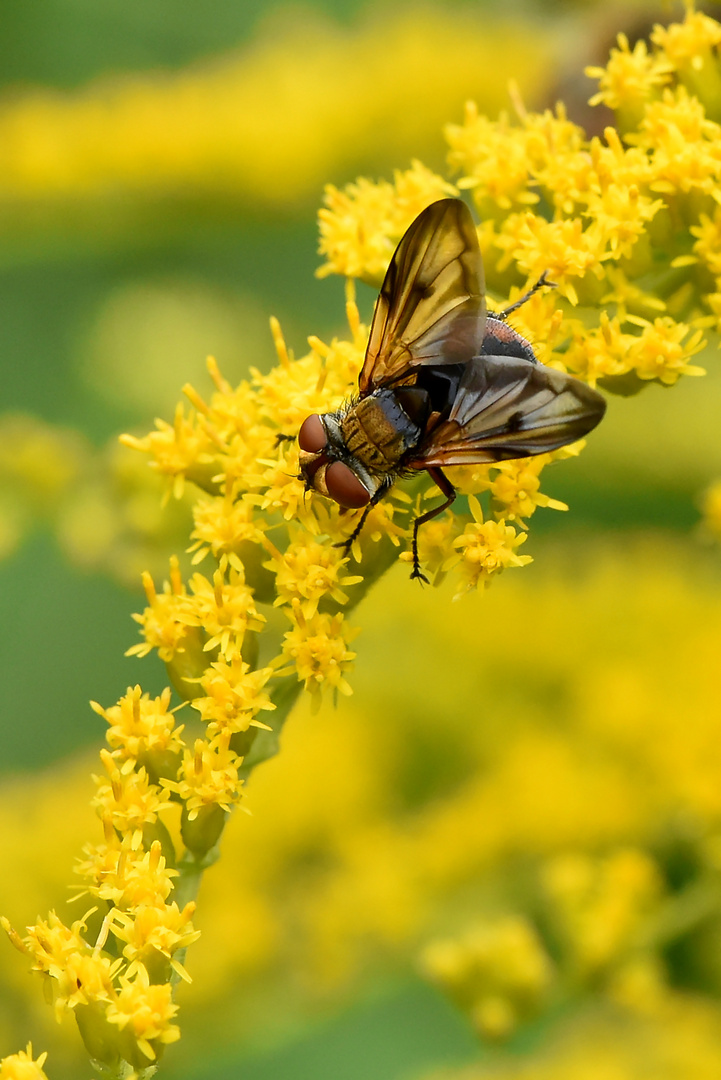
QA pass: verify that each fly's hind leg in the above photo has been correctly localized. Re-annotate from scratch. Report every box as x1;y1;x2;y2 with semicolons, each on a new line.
410;467;457;584
497;271;556;321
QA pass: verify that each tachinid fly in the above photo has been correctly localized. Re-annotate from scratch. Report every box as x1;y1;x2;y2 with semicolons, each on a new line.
298;198;606;582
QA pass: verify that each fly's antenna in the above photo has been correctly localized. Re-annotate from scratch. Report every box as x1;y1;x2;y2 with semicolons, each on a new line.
496;271;556;321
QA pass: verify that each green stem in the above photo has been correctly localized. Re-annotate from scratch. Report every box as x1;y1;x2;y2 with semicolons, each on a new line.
638;877;721;951
168;674;305;985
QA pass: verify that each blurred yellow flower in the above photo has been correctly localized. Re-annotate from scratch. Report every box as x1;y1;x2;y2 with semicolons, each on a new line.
0;1045;49;1080
587;33;673;126
542;849;663;981
0;8;552;252
420;916;553;1040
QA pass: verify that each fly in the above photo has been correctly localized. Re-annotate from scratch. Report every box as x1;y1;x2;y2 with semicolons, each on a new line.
297;198;606;582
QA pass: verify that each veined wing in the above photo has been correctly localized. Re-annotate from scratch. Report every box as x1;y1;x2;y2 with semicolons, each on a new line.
359;198;486;395
407;354;606;467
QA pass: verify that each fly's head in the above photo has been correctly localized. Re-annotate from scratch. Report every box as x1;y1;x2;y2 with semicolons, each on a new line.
297;412;372;509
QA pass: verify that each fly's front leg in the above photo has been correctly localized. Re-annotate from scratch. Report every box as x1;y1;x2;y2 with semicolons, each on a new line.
410;467;456;584
333;479;392;558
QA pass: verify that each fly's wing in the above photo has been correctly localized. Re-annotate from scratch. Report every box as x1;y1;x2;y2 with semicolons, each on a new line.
407;354;606;467
359;198;487;395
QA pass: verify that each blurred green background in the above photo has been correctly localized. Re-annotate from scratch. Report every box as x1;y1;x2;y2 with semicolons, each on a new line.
3;1;721;1078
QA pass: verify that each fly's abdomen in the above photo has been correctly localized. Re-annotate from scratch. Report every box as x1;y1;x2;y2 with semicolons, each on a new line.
341;390;424;473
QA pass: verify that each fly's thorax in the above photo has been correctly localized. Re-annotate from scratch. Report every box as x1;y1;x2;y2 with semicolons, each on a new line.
340;388;428;473
297;386;429;508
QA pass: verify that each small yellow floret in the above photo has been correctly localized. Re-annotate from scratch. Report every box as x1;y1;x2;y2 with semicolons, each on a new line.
0;1044;49;1080
105;966;180;1062
586;34;673;117
90;685;184;764
267;534;363;617
496;213;603;305
108;900;200;971
189;491;265;568
183;563;265;658
194;654;276;735
75;838;178;908
447;103;540;215
121;403;212;501
23;912;120;1018
280;606;358;699
446;496;533;597
163;735;243;820
92;750;173;847
625;316;706;384
127;558;189;662
484;457;568;526
652;9;721;70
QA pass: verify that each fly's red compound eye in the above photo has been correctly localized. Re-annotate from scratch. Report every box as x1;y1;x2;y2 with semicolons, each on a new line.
298;414;327;453
325;461;371;509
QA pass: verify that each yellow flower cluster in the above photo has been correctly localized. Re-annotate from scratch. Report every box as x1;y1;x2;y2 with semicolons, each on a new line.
322;36;716;397
2;685;198;1071
541;848;663;984
0;415;86;561
0;412;193;585
123;258;595;623
317;162;458;284
119;535;708;1043
1;337;367;1072
2;907;181;1073
420;916;553;1040
6;4;721;1075
4;535;721;1070
110;5;720;738
436;996;721;1080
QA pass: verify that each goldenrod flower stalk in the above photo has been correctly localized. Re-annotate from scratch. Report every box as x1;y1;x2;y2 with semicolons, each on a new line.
3;4;721;1075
